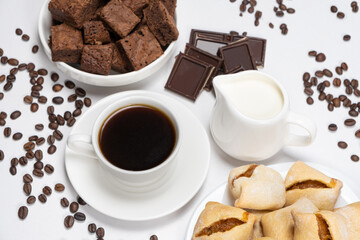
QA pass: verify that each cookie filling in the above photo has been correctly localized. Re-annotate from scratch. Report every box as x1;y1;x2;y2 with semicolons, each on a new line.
195;218;245;237
316;214;332;240
231;164;258;186
286;180;329;191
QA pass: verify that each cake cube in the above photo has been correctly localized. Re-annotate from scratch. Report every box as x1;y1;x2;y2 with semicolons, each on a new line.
51;23;83;63
123;0;149;17
48;0;101;29
119;25;163;71
161;0;176;16
80;44;114;75
83;21;111;45
99;0;140;38
144;0;178;46
109;43;131;73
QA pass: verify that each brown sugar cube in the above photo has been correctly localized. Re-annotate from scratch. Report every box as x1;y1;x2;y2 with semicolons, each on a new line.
161;0;176;16
51;23;83;63
123;0;149;18
83;21;111;45
80;44;114;75
99;0;140;38
144;0;178;46
119;25;163;71
48;0;101;29
109;43;130;73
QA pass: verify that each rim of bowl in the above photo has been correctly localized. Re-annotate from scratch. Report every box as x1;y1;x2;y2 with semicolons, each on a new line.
38;0;177;86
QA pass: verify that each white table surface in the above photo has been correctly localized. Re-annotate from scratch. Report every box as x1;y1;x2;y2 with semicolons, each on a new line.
1;0;360;239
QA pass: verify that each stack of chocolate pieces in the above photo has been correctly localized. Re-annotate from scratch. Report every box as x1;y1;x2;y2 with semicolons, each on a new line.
48;0;178;75
165;29;266;101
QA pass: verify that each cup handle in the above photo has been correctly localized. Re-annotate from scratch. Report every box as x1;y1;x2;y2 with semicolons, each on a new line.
67;134;98;159
284;112;317;146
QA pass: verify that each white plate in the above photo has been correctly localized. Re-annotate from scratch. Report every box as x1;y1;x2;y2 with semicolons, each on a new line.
65;90;210;221
185;161;360;239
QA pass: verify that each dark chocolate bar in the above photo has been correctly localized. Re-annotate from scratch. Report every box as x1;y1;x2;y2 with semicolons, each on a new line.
233;37;266;67
218;40;257;73
184;43;223;91
165;53;214;101
189;29;244;55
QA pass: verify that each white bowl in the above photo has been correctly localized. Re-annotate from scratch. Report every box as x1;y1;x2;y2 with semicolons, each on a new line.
38;0;177;87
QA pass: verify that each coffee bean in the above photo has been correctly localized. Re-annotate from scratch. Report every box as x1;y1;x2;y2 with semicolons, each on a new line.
61;197;69;207
328;103;334;112
341;62;348;71
351;79;358;89
349;110;358;117
0;119;6;126
4;127;11;137
0;112;6;119
323;69;333;77
33;169;44;178
75;88;86;97
316;53;326;62
343;35;351;41
70;202;79;213
74;212;86;221
1;56;8;64
64;216;75;229
355;129;360;138
28;135;38;141
37;68;48;76
77;196;87;205
269;22;274;28
315;71;323;78
333;98;341;107
10;166;17;175
52;84;63;92
355;89;360;97
23;174;33;183
73;109;82;117
4;82;13;91
26;63;35;71
88;223;97;233
306;97;314;105
31;45;39;54
13;132;23;140
24;141;35;151
43;186;52;196
35;124;44;131
31;91;40;98
24;95;33;104
49;122;58;130
11;158;19;166
67;94;77;102
19;156;28;166
0;92;4;100
30;103;39;112
27;195;36;205
65;80;75;89
38;96;47;104
15;28;23;35
18;63;27;70
84;97;92;107
333;78;341;87
53;130;63;141
54;183;65;192
10;110;21;120
287;8;295;13
18;206;28;220
47;135;55;145
7;58;19;66
351;155;359;162
35;150;43;160
47;106;54;115
48;145;57;154
309;51;317;57
337;12;345;19
22;34;30;41
49;114;56;123
23;183;32;196
38;194;47;203
150;235;158;240
338;141;348;149
0;75;5;82
0;150;4;161
303;72;311;81
328;124;337;131
37;77;44;85
49;72;59;82
52;96;64;104
32;85;43;91
75;100;84;109
7;74;16;82
345;119;356;126
56;115;65;125
30;70;38;78
34;161;43;170
26;151;35;159
67;117;76;127
44;164;54;174
330;5;338;13
96;227;105;238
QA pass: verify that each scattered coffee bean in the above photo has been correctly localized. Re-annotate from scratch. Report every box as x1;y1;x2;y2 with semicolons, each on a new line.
38;194;47;203
48;145;57;154
74;212;86;221
50;72;59;82
44;164;54;174
67;117;76;127
53;130;63;141
22;34;30;41
337;12;345;19
343;35;351;41
269;22;274;28
38;96;47;104
84;97;92;107
75;88;86;97
49;122;58;130
52;84;63;92
32;45;39;53
4;127;11;137
29;135;38;141
77;196;87;205
19;156;28;166
54;183;65;192
7;58;19;66
0;75;4;82
35;124;44;131
23;183;32;196
52;96;64;104
10;68;18;75
61;197;69;207
303;72;310;81
345;119;356;126
35;150;43;160
75;99;83;109
30;103;39;112
10;166;17;175
351;155;359;162
11;158;19;167
15;28;23;35
4;82;13;91
150;235;158;240
23;174;33;183
341;62;348;71
13;132;23;140
67;94;77;102
306;97;314;105
88;223;97;233
333;78;341;87
47;135;55;145
0;150;3;161
349;110;358;117
65;80;75;89
70;202;79;213
0;119;6;126
34;161;44;170
64;215;75;229
27;195;36;205
10;110;21;120
73;108;81;117
308;50;317;57
96;227;105;238
333;98;341;107
315;53;326;62
328;103;334;112
56;115;65;125
43;186;52;196
18;206;28;220
330;5;338;13
33;169;44;178
24;95;33;104
1;56;8;64
355;129;360;138
338;141;348;149
24;141;35;151
26;151;35;159
37;68;48;76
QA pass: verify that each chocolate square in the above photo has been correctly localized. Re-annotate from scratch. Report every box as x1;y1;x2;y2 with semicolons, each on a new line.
165;53;214;101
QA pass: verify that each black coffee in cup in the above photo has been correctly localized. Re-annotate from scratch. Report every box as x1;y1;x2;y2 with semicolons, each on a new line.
99;104;176;171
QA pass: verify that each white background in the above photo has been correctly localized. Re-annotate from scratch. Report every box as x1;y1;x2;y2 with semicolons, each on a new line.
0;0;360;239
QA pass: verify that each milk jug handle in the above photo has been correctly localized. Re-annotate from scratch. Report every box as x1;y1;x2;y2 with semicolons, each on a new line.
284;112;317;146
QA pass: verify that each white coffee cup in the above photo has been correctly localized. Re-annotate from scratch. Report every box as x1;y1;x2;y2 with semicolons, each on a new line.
67;95;182;192
210;70;317;161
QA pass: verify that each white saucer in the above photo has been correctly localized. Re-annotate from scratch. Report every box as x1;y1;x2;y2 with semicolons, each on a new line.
185;161;360;239
65;90;210;221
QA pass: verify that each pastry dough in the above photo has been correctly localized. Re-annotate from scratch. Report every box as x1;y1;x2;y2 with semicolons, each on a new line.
192;201;256;240
261;197;318;240
255;238;276;240
228;164;286;210
245;209;270;239
284;161;343;210
292;210;349;240
334;202;360;240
